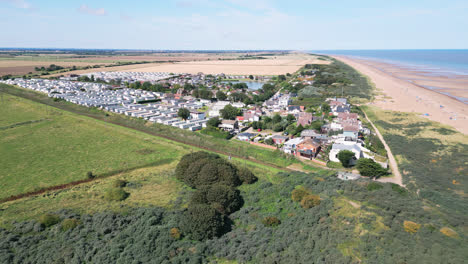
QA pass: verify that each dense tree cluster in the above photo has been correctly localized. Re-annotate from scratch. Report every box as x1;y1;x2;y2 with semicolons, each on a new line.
356;158;388;178
220;105;241;120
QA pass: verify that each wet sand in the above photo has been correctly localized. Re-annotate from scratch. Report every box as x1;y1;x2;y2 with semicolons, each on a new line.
333;56;468;134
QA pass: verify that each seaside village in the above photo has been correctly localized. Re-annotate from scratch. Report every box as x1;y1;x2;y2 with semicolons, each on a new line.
1;71;387;175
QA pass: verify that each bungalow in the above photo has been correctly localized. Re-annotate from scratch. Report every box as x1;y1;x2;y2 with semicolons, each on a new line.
301;129;321;139
219;120;238;131
237;132;257;141
272;135;289;145
190;111;205;120
329;143;363;165
296;139;321;159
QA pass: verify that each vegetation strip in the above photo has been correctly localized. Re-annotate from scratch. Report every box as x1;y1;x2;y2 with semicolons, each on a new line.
0;159;174;204
0;118;49;130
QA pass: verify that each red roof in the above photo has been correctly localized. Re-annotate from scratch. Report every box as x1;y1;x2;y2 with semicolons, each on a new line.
236;116;245;121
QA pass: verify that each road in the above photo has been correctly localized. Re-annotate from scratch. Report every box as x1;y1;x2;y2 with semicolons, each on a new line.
362;110;405;187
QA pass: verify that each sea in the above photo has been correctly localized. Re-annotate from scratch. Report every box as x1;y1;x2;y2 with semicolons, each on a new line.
310;49;468;103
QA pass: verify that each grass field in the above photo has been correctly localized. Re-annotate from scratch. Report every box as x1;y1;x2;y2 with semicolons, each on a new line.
362;105;468;219
0;93;191;199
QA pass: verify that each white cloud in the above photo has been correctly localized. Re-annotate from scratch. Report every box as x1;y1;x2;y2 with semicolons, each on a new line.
78;4;107;16
0;0;33;9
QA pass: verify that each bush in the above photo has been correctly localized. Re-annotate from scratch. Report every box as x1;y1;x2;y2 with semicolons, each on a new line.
104;188;129;201
337;150;355;168
180;204;228;241
237;167;258;184
300;194;321;209
87;171;95;179
112;179;127;188
39;214;60;227
262;216;281;227
356;158;387;178
367;182;383;191
291;188;309;202
170;227;182;240
403;221;421;234
61;219;80;231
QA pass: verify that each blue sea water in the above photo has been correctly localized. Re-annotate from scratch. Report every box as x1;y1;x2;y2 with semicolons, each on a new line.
310;50;468;76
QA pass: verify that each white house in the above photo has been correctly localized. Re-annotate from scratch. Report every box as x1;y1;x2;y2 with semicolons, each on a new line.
282;137;304;154
329;143;363;165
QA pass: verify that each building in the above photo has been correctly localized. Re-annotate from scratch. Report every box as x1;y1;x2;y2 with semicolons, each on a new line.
329;143;363;165
237;132;257;141
297;112;314;127
282;137;304;154
219;120;238;131
296;139;321;159
272;135;289;145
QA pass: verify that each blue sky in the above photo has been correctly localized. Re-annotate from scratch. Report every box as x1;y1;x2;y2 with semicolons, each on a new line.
0;0;467;50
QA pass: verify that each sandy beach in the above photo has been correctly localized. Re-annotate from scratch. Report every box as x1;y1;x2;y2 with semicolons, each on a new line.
333;56;468;134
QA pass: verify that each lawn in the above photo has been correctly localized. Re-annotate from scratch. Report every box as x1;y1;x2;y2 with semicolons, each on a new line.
0;94;190;199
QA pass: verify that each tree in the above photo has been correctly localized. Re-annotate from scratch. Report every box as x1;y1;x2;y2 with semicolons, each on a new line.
220;105;240;120
278;75;286;81
216;91;227;101
190;184;243;214
272;114;282;123
178;108;190;121
356;158;387;178
180;204;228;241
286;114;296;123
321;103;331;113
207;117;221;128
248;75;254;80
265;138;274;145
337;150;355;168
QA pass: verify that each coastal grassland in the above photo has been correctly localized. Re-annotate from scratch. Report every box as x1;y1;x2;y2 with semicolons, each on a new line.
362;105;468;227
293;58;374;108
0;151;285;227
0;93;191;200
1;84;295;169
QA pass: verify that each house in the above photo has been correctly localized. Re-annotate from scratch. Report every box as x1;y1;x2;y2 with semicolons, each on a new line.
219;120;238;131
272;135;289;145
283;137;304;154
329;143;363;165
301;129;321;139
237;132;257;141
296;139;321;159
343;124;360;140
297;112;314;127
236;116;245;122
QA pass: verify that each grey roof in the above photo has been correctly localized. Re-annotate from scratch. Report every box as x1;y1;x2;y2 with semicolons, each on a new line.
301;129;321;137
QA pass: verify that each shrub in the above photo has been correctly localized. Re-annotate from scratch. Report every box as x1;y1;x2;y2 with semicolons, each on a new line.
356;158;387;178
291;188;309;202
337;150;355;167
403;221;421;234
300;194;321;209
238;167;258;184
391;183;408;196
112;179;127;188
440;227;459;238
104;188;129;201
39;214;60;227
367;182;383;191
262;216;281;227
61;219;80;231
180;204;228;241
87;171;95;179
170;228;182;240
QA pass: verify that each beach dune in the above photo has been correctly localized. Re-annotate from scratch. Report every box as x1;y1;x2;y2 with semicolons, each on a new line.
333;56;468;134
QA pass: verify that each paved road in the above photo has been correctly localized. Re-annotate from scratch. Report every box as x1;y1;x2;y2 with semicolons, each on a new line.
363;110;405;187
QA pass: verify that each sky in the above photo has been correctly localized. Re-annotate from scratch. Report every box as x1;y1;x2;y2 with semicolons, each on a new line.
0;0;467;50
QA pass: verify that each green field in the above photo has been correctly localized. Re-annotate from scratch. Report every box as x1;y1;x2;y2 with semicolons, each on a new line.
0;94;190;199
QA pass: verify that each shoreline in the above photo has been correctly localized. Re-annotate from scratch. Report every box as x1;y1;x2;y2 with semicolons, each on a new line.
332;55;468;134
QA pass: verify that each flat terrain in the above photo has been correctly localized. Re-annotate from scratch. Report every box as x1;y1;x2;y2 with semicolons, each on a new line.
123;53;330;75
0;94;190;199
0;60;108;76
45;53;331;76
